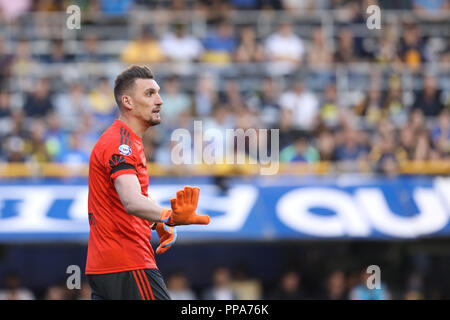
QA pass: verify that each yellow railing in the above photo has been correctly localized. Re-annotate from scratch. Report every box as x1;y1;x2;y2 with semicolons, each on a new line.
0;161;448;178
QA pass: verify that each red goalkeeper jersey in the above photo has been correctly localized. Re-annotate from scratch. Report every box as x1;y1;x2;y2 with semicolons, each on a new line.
86;119;157;274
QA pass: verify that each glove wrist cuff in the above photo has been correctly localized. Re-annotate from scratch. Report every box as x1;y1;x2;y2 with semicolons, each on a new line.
160;208;172;224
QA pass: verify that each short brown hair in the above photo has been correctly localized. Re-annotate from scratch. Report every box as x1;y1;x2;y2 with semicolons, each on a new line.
114;65;154;108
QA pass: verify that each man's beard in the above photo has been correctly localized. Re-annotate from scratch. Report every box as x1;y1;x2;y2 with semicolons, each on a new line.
148;115;161;126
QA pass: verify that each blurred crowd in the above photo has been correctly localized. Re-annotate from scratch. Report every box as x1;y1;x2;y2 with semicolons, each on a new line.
0;263;437;300
2;239;449;300
0;0;449;175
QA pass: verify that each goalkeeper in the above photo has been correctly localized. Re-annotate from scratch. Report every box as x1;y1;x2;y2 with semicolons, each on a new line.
85;65;210;300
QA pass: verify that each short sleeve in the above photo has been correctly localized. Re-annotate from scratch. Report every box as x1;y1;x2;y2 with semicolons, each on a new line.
103;139;139;183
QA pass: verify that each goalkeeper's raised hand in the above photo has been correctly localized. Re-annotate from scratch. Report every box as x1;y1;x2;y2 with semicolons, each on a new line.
161;186;210;226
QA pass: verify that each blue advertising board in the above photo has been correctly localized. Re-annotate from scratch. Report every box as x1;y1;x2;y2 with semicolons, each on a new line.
0;175;449;242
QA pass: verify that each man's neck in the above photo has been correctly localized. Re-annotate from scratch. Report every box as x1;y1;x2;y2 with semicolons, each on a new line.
118;114;148;138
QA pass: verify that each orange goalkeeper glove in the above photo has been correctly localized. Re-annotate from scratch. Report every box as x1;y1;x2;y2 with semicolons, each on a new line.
162;186;210;226
151;222;177;255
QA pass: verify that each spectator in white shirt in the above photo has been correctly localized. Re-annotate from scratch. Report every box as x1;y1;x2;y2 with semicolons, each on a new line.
279;79;319;131
161;24;204;63
167;272;197;300
264;22;305;76
202;267;237;300
0;272;35;300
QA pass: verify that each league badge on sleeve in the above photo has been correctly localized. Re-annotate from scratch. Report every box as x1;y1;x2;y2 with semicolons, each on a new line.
118;144;132;156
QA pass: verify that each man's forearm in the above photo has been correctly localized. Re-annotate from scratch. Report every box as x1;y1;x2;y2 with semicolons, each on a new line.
122;193;166;222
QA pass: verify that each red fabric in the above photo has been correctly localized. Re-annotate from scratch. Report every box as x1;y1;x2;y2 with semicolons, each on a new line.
86;120;156;274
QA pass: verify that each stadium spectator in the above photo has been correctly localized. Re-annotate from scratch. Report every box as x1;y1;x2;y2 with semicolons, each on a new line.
349;269;391;300
306;26;334;79
334;28;359;64
44;283;71;300
27;119;52;163
369;132;401;176
398;22;426;70
264;21;305;75
382;75;407;125
142;130;157;162
231;266;262;300
202;267;237;300
316;129;338;161
235;25;265;63
269;270;303;299
120;28;165;64
247;76;281;127
431;109;450;155
0;88;12;119
57;130;90;165
198;104;233;162
2;135;27;162
353;86;384;126
160;24;204;63
398;125;417;160
0;36;13;87
1;110;28;162
155;109;194;164
232;108;263;160
335;126;369;162
42;112;65;161
41;39;74;64
409;108;426;136
22;77;54;118
412;74;446;117
78;34;109;63
323;270;347;300
441;45;450;64
167;271;197;300
53;82;91;132
319;82;340;128
193;72;219;117
202;19;238;65
374;27;399;67
219;77;248;113
278;108;297;149
404;289;424;300
402;272;425;300
195;0;233;24
11;38;35;83
160;75;192;126
414;129;435;161
203;104;235;134
279;79;319;131
77;281;92;300
280;134;319;163
0;272;35;300
88;77;117;133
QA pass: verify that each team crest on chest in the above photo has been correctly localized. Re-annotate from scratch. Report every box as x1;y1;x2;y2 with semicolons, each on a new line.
118;144;132;156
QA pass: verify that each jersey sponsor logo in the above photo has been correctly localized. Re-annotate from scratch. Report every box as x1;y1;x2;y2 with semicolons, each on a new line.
118;144;132;156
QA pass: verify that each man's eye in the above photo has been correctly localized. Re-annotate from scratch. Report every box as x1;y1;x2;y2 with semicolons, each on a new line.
147;92;153;96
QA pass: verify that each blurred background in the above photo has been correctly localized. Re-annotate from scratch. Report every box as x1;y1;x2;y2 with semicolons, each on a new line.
0;0;450;300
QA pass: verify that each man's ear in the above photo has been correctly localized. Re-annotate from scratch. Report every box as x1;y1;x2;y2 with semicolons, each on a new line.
121;95;133;111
